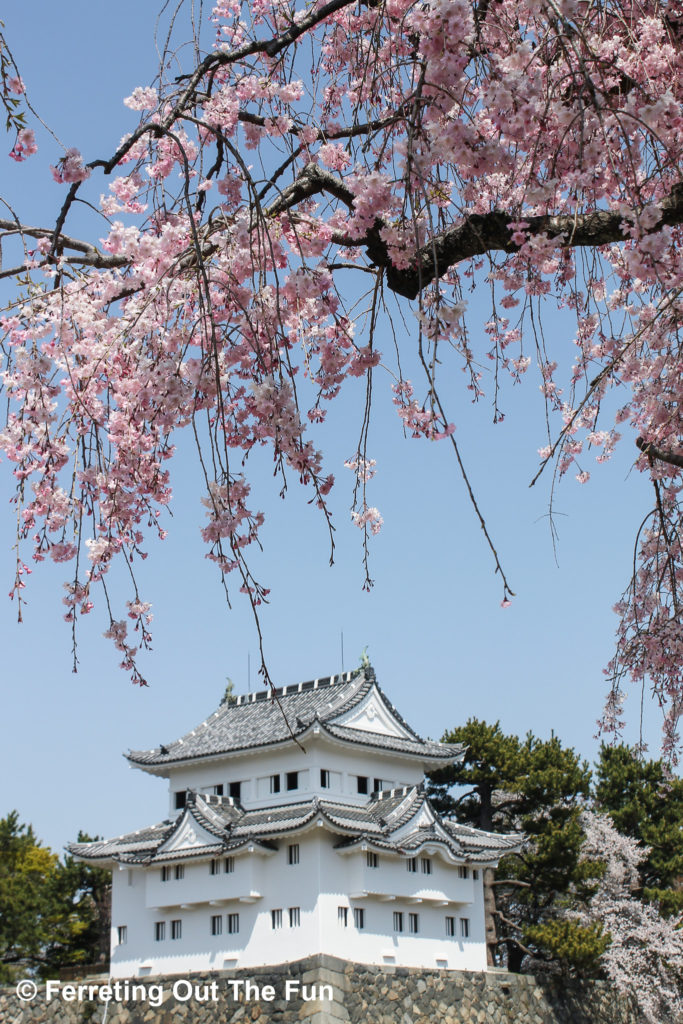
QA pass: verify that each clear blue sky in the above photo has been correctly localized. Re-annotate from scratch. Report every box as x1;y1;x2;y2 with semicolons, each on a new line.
0;3;671;855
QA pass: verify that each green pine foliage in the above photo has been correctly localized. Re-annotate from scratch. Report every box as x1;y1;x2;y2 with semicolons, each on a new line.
427;720;602;974
0;813;110;980
0;812;58;982
523;919;610;973
594;744;683;916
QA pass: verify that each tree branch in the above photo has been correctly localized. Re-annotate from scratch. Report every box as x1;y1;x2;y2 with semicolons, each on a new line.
0;218;128;270
372;182;683;299
636;435;683;470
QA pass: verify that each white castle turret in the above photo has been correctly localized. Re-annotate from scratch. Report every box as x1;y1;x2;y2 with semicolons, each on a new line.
70;666;520;977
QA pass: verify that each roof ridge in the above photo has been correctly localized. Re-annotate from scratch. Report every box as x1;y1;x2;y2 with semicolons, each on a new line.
232;667;367;706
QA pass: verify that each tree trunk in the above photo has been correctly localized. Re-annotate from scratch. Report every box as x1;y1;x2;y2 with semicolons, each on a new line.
483;867;498;967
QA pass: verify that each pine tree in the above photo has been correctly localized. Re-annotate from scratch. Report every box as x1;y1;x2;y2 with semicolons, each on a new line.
0;812;58;981
427;720;602;973
0;814;111;980
593;744;683;916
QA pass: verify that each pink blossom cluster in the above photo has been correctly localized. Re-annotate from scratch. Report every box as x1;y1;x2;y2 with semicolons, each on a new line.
50;147;90;183
571;813;683;1024
392;381;455;440
9;127;37;162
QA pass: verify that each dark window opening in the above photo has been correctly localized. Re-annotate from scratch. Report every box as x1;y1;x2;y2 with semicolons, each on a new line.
174;790;187;809
229;781;241;800
357;776;368;795
286;771;299;791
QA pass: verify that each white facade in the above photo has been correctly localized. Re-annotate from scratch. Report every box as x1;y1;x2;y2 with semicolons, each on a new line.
71;668;519;977
110;833;486;977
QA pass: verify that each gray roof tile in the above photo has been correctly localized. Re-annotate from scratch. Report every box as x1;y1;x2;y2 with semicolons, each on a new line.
126;668;463;768
68;788;521;866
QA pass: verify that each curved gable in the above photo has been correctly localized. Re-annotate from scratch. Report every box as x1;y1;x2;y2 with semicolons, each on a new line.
331;684;416;739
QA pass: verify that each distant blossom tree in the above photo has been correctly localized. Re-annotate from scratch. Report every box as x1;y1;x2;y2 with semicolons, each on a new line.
1;2;683;750
569;812;683;1024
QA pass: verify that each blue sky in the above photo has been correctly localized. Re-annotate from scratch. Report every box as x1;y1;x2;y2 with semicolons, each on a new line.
0;2;671;855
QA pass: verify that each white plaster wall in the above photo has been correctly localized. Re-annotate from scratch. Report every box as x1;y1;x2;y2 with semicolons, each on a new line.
345;848;475;904
144;852;264;910
164;738;424;817
110;831;488;977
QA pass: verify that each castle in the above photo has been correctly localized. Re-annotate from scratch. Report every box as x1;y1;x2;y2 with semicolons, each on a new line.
70;667;520;977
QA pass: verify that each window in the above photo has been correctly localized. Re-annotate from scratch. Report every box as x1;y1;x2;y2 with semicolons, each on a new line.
287;844;300;865
445;916;455;937
366;851;378;868
473;869;479;880
211;915;223;936
161;866;171;882
458;865;469;879
393;911;404;933
174;790;186;809
461;918;470;938
117;926;128;945
228;913;239;934
409;913;419;934
289;907;301;927
229;781;241;800
357;775;368;795
213;784;224;796
421;857;432;875
270;774;281;794
338;906;348;927
175;864;184;880
320;769;330;788
373;778;383;793
210;858;221;875
154;922;165;941
407;857;417;873
224;856;235;873
286;771;299;791
271;909;283;929
171;919;182;940
353;908;365;930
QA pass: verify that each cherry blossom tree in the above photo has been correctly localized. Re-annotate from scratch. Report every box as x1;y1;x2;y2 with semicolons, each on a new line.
572;812;683;1023
1;2;683;749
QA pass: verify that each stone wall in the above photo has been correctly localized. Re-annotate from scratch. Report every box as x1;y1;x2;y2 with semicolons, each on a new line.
0;955;644;1024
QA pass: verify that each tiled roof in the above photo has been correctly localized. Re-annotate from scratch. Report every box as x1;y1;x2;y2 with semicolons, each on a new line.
68;788;521;866
323;723;456;759
442;819;524;860
126;667;463;768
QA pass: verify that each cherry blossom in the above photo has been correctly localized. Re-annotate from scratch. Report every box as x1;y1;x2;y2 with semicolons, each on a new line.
0;0;682;725
572;813;683;1024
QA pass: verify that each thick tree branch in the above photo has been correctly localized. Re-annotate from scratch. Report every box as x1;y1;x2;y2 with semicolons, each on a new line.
636;436;683;470
0;218;128;270
371;182;683;299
